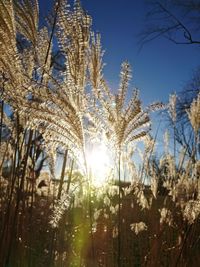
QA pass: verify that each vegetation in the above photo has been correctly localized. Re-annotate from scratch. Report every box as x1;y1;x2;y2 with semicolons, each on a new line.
0;0;199;266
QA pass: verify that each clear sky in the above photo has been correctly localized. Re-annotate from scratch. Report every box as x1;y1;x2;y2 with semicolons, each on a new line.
39;0;200;106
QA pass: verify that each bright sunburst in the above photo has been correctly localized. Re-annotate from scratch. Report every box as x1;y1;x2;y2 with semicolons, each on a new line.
86;144;110;187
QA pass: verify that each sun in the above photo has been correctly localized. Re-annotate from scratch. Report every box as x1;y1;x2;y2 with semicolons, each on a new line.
86;144;110;187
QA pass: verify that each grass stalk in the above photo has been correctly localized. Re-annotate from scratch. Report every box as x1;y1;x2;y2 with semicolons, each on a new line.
118;150;121;267
57;149;68;199
66;158;74;194
5;130;33;266
0;100;4;150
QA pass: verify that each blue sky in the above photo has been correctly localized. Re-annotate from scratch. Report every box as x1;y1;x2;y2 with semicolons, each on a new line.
39;0;200;106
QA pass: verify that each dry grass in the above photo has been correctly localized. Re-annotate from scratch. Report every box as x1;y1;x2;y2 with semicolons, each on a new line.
0;0;199;266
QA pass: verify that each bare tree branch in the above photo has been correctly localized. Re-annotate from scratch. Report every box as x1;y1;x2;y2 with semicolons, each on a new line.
140;0;200;47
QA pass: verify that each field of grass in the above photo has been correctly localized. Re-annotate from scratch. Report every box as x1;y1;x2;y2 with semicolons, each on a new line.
0;0;200;266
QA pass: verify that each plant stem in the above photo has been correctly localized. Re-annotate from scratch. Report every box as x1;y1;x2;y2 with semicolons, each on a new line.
82;150;95;265
0;100;4;150
0;72;5;150
118;150;121;267
173;122;176;162
88;169;95;263
66;158;74;193
175;224;192;267
57;149;68;199
5;129;33;266
40;0;61;84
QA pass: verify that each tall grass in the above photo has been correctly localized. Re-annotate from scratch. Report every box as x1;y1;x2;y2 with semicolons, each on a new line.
0;0;199;266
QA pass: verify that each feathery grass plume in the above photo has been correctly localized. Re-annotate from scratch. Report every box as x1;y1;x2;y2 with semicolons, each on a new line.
121;144;137;182
49;193;72;228
183;200;200;224
0;0;25;104
13;0;39;47
0;0;46;109
159;208;173;226
163;130;170;154
130;222;147;235
88;33;104;98
0;1;17;70
134;183;150;209
35;27;52;77
96;63;165;172
57;0;91;89
99;63;151;151
187;92;200;134
169;93;177;123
